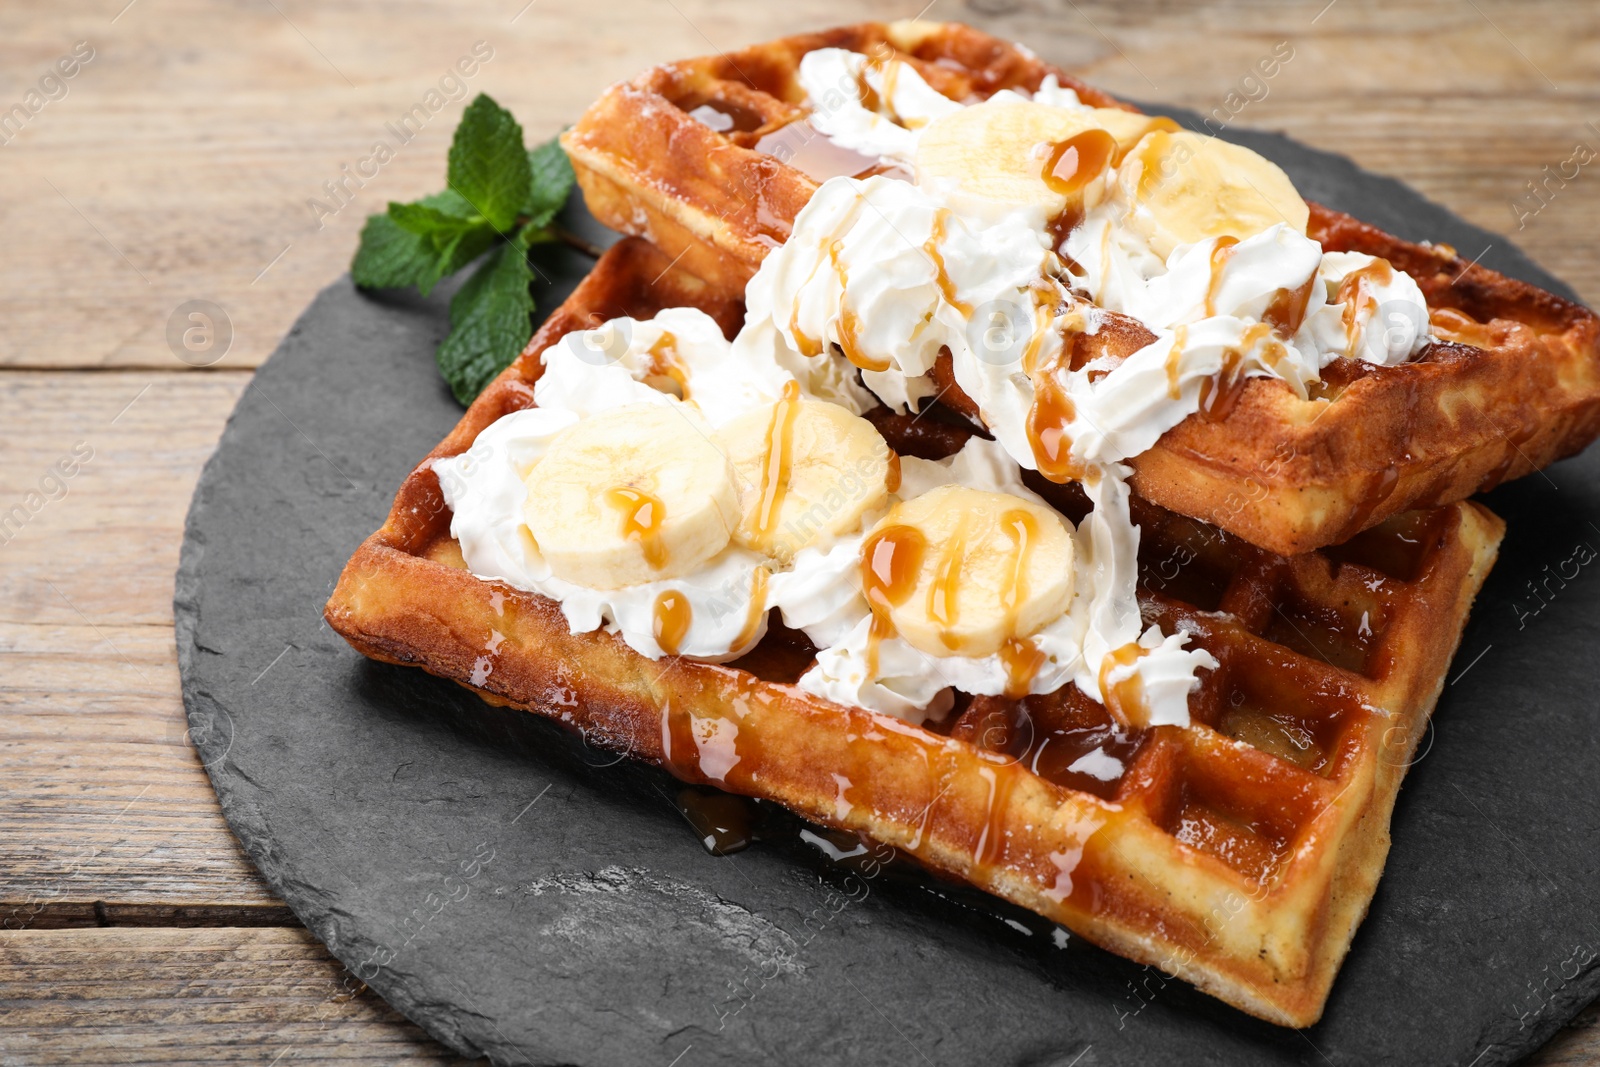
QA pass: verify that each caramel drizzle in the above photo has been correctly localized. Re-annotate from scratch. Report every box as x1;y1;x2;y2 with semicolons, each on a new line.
604;486;669;570
927;514;970;651
827;238;891;373
861;524;927;679
644;331;688;396
732;566;771;652
751;380;802;548
885;450;902;494
1165;325;1188;401
1024;304;1087;484
925;208;972;317
789;253;826;358
1041;128;1118;245
997;508;1046;699
1338;259;1395;358
1203;235;1240;319
1098;641;1152;729
1263;273;1317;337
652;590;692;657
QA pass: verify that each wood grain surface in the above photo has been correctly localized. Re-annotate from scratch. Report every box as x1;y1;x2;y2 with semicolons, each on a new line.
2;0;1595;1062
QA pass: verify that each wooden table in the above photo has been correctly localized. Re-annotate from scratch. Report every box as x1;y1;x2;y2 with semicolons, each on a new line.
3;0;1596;1061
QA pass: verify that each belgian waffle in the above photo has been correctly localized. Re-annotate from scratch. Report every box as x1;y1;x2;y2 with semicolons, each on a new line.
325;238;1504;1026
562;19;1600;556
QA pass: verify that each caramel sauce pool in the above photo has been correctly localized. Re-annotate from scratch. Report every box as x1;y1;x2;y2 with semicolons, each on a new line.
605;486;669;569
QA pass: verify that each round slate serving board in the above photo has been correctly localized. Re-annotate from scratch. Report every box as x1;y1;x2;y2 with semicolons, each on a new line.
176;109;1600;1067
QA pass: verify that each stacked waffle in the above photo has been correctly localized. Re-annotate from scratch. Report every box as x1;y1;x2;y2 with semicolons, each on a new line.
328;21;1600;1025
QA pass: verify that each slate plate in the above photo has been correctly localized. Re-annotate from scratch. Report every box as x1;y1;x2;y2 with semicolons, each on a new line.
176;110;1600;1067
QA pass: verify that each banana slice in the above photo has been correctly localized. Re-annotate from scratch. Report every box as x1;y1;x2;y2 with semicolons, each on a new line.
915;101;1176;224
1117;129;1309;259
524;403;739;588
716;384;892;563
865;485;1074;658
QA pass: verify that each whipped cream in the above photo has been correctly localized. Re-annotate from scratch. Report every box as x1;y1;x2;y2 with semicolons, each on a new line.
434;308;865;663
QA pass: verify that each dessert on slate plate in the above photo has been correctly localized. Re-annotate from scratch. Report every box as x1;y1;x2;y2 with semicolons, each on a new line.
326;20;1600;1026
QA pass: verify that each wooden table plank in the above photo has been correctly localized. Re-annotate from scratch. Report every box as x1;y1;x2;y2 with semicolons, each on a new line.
0;927;478;1065
0;373;282;923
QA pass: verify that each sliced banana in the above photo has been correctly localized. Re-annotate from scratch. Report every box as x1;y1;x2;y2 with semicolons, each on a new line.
716;384;892;564
1116;129;1309;259
915;101;1176;224
865;485;1074;658
523;403;739;589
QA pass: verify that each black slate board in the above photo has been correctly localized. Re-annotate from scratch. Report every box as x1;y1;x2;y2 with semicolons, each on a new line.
176;111;1600;1067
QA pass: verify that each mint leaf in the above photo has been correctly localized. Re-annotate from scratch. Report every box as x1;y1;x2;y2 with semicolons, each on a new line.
525;135;575;230
448;94;532;233
418;224;498;297
436;235;535;404
388;201;480;236
351;213;435;290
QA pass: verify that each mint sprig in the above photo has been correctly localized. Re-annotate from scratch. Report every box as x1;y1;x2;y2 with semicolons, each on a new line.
350;93;578;404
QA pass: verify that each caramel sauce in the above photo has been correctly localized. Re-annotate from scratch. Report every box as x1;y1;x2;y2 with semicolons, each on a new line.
856;55;905;122
927;515;970;650
1263;273;1317;337
604;486;668;569
753;120;881;184
1197;346;1249;422
975;768;1019;868
828;239;892;373
674;787;759;856
1041;129;1117;247
1338;259;1395;358
1430;306;1493;348
788;253;827;358
997;507;1046;699
751;381;802;547
1098;642;1153;729
1165;325;1188;401
885;450;902;494
652;590;693;657
732;567;771;652
1203;235;1240;319
855;69;882;115
685;99;766;135
644;331;688;397
1023;302;1086;484
1340;466;1400;539
861;524;928;677
1042;129;1118;197
925;208;972;316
